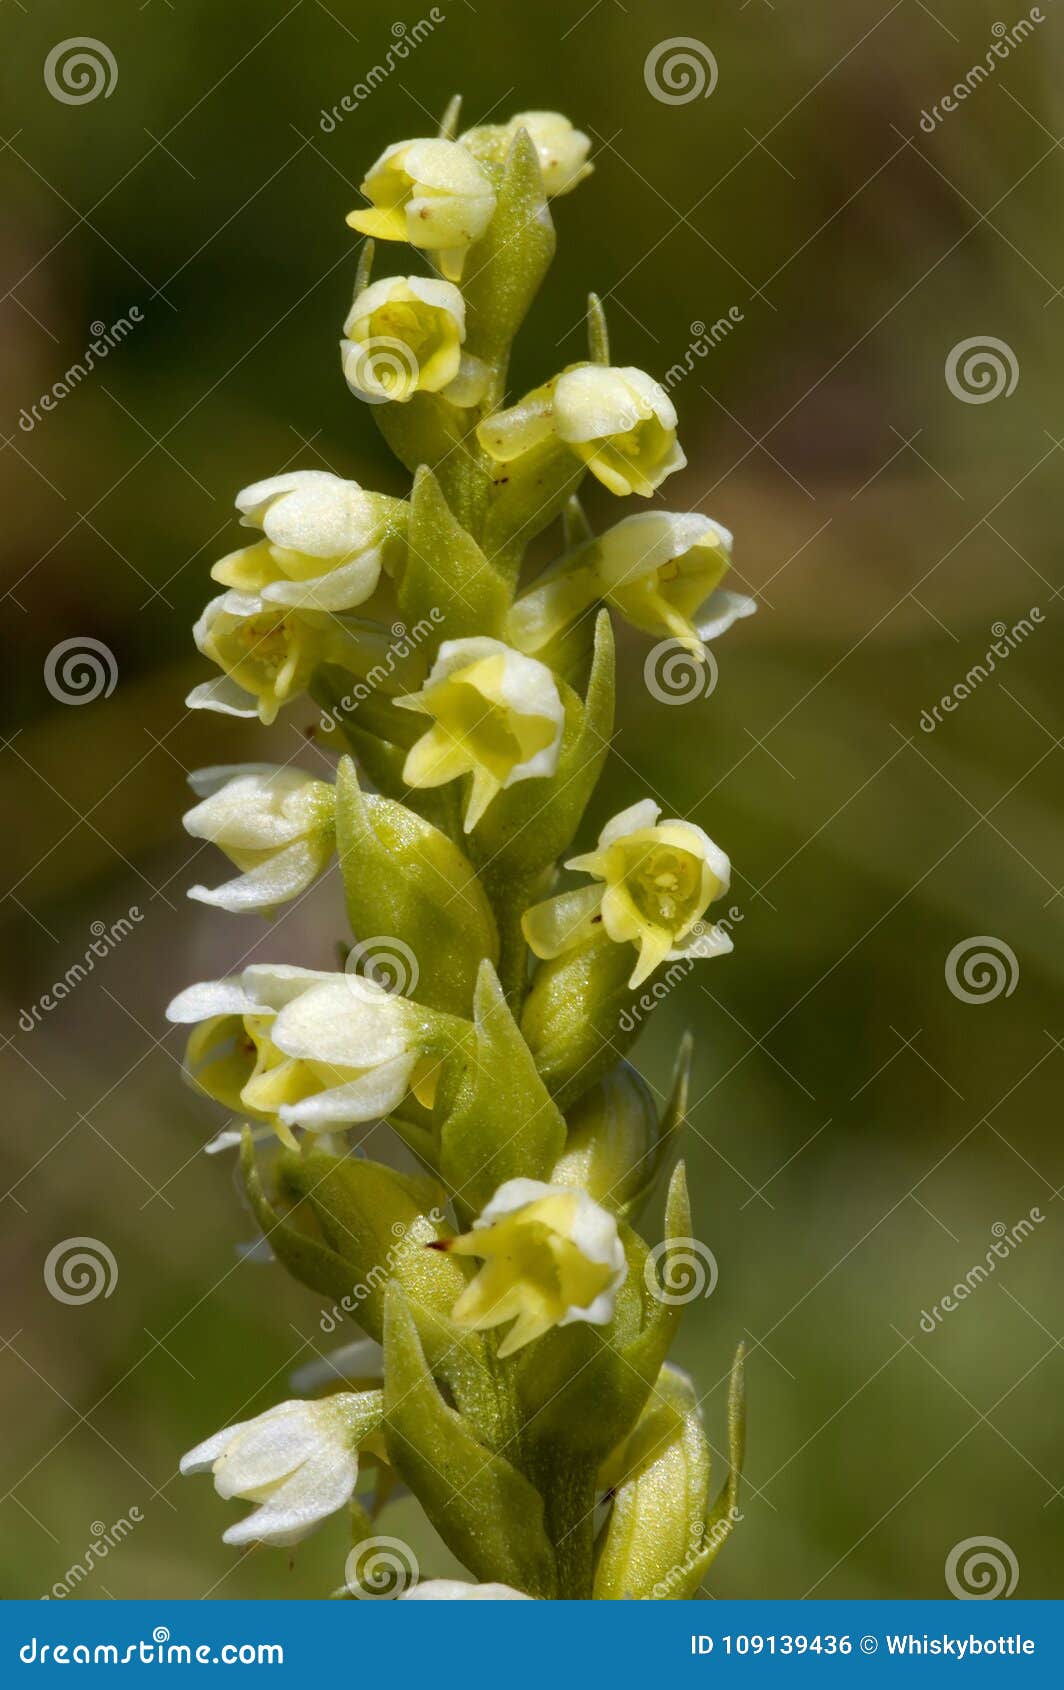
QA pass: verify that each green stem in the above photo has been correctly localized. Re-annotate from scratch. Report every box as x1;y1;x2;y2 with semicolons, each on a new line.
528;1450;597;1598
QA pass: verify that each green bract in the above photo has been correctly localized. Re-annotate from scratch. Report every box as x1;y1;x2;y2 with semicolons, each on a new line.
172;94;753;1599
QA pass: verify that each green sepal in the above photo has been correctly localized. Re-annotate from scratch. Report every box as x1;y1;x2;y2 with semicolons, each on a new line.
593;1364;711;1600
383;1282;558;1598
685;1341;746;1588
335;757;498;1016
436;960;567;1219
402;466;509;647
468;609;614;882
613;1034;692;1223
464;127;556;363
522;934;638;1111
239;1131;357;1307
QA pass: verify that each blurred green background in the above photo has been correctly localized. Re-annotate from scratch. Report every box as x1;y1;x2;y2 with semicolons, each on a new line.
2;0;1062;1601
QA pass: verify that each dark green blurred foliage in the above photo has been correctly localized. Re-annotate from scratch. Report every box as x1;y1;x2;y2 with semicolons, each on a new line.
2;0;1061;1599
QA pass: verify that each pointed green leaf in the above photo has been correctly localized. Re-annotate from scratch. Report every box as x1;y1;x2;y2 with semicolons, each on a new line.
438;960;567;1217
464;128;556;360
383;1284;558;1597
335;758;498;1016
402;466;509;646
683;1342;746;1590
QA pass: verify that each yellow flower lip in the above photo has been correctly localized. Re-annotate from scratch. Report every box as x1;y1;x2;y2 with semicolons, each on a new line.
434;1179;627;1357
522;798;734;988
396;637;564;832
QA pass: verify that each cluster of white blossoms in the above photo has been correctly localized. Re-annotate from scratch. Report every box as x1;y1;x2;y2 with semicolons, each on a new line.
172;99;747;1601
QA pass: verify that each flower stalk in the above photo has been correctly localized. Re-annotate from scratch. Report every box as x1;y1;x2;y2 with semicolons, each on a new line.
172;93;753;1599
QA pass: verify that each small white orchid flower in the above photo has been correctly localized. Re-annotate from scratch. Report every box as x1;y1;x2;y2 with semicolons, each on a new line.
395;637;564;832
462;110;592;198
186;590;391;725
432;1178;627;1356
210;470;406;614
166;965;452;1144
346;139;496;281
342;276;486;406
509;110;592;197
399;1580;535;1600
554;365;685;497
593;512;755;657
522;799;733;988
183;764;335;913
478;365;685;498
508;510;756;659
180;1394;379;1547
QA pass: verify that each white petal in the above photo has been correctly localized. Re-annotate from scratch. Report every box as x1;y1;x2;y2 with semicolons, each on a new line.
260;549;382;611
399;1580;534;1600
185;676;259;718
595;799;662;849
222;1445;358;1547
696;588;758;643
188;841;322;912
278;1052;417;1129
166;977;266;1023
269;980;410;1068
180;1420;254;1475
